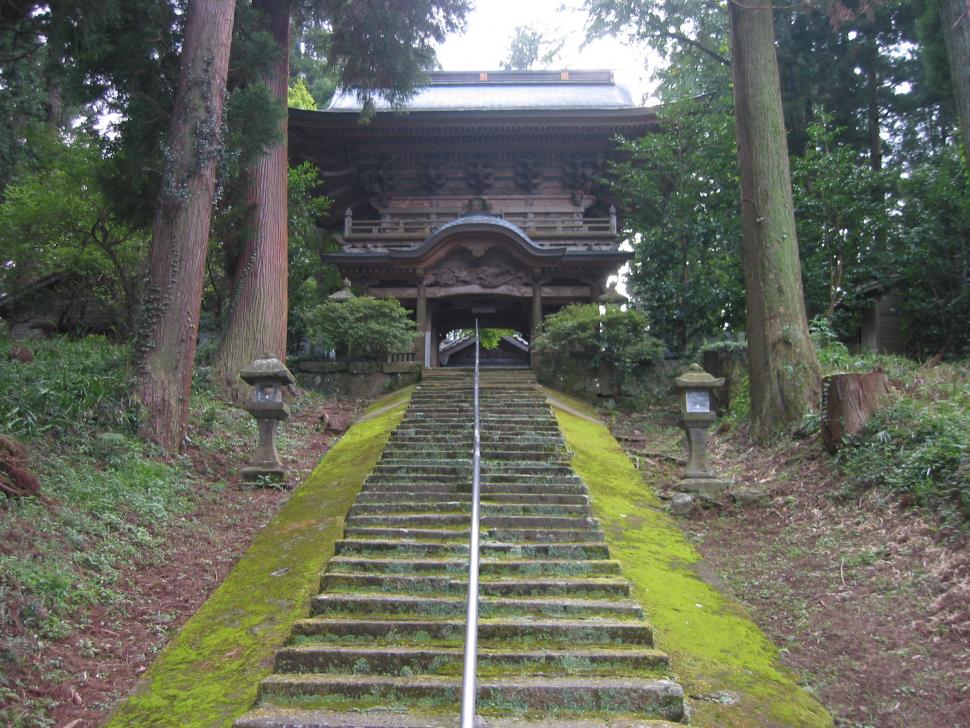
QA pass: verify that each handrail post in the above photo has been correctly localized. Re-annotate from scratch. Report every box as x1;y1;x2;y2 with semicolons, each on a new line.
459;320;481;728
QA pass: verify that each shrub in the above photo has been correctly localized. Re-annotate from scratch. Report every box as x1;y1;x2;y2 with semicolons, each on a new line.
534;304;664;375
838;376;969;517
0;336;137;438
305;296;416;359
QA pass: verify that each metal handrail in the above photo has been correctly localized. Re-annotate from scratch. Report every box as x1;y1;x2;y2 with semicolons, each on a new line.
459;320;481;727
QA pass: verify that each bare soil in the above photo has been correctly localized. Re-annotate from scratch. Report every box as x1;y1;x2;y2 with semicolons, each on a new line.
4;395;360;728
611;412;970;728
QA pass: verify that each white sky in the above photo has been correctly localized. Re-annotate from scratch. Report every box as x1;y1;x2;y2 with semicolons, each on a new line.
434;0;659;104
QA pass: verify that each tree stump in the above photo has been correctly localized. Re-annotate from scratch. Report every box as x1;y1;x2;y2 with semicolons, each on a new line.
820;370;890;453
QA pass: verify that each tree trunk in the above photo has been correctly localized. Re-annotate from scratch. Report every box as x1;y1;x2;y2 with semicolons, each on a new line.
134;0;236;451
728;0;822;442
940;0;970;175
212;0;292;401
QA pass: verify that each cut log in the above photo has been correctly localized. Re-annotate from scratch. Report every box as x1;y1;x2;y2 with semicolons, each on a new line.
820;370;890;453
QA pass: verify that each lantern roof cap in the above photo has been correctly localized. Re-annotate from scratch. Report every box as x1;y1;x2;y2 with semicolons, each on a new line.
240;354;295;385
675;363;724;388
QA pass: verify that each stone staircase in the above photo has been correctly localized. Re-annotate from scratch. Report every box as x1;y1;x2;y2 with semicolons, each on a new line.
236;368;686;727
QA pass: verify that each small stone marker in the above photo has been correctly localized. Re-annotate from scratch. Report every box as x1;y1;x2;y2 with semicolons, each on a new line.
240;353;295;484
674;363;730;497
670;492;695;515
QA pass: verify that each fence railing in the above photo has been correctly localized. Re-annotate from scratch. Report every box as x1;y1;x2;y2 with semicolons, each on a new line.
459;320;482;727
344;208;617;240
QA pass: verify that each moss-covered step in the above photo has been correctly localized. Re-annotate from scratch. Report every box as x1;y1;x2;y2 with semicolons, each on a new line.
273;644;669;675
548;389;835;728
309;593;646;619
290;617;655;645
255;674;684;719
104;386;414;728
237;709;684;728
319;573;632;598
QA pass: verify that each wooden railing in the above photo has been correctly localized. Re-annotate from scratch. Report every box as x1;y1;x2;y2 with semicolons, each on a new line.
343;208;617;240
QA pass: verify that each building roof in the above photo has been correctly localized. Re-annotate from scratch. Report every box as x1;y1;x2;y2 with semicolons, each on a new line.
325;70;635;113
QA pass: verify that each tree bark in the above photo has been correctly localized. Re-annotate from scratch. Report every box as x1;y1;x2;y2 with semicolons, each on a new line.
212;0;292;401
728;0;822;442
940;0;970;175
134;0;236;450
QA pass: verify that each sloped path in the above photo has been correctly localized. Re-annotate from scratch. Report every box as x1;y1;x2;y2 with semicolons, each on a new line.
236;369;686;727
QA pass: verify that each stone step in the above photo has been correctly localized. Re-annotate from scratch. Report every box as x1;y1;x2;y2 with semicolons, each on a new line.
348;501;590;517
362;482;463;493
352;491;589;505
310;594;645;619
319;573;631;598
325;557;621;577
273;644;668;675
290;616;653;645
345;515;599;530
236;707;685;728
480;481;587;494
341;526;605;543
333;540;611;560
255;674;685;719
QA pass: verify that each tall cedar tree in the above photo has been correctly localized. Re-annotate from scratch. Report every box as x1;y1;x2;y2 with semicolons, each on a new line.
211;0;469;400
939;0;970;173
212;0;291;400
728;0;821;441
135;0;236;450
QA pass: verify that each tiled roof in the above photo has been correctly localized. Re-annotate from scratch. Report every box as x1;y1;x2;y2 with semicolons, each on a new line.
326;70;635;112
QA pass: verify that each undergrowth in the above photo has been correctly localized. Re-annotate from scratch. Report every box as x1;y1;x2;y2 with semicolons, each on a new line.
723;338;969;520
0;336;263;726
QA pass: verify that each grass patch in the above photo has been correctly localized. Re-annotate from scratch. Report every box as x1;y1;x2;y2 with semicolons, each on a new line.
549;390;834;728
104;386;410;728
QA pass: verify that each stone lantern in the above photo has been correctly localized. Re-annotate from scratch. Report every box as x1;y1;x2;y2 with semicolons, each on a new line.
673;363;728;496
240;353;295;483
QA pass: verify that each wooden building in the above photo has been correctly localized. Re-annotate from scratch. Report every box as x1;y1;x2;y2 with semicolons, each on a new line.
288;70;657;366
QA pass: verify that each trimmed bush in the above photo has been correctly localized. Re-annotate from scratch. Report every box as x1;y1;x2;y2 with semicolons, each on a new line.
534;304;664;375
305;296;417;360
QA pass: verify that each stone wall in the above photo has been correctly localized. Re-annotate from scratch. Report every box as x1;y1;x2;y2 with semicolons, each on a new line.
295;359;421;400
535;355;684;409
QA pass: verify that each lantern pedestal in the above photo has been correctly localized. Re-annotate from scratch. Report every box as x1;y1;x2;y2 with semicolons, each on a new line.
240;354;295;485
674;364;729;497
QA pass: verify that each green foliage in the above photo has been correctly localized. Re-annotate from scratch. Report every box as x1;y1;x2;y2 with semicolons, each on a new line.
792;118;898;332
309;0;470;108
609;96;744;353
891;146;970;359
534;304;664;375
0;132;148;333
288;78;317;110
305;296;416;359
0;337;137;438
458;328;515;350
501;25;564;70
838;370;969;517
287;162;338;345
0;446;193;637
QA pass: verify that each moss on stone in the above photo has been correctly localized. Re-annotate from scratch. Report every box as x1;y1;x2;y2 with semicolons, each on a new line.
106;388;411;728
548;389;833;728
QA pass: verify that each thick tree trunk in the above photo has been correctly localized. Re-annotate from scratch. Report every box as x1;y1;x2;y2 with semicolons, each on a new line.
940;0;970;175
728;0;821;442
212;0;291;401
135;0;236;450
